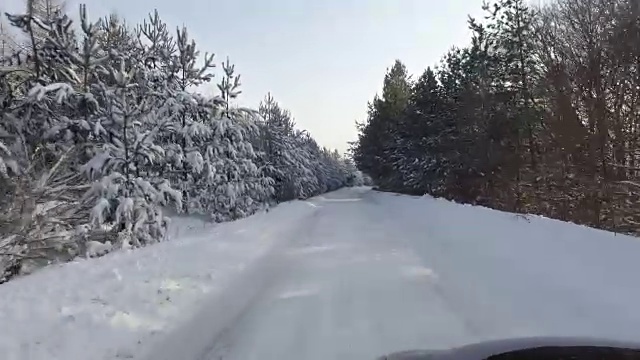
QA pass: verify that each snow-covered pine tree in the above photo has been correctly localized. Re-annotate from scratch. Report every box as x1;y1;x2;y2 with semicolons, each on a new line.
234;109;275;215
207;58;272;221
159;25;216;213
97;13;139;61
297;132;325;196
256;94;357;200
249;96;279;204
0;6;104;279
83;50;181;249
257;93;307;201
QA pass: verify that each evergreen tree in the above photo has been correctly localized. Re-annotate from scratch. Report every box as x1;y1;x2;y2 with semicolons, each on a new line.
352;60;411;191
206;59;272;221
352;0;640;234
400;67;447;194
83;52;181;248
257;93;309;201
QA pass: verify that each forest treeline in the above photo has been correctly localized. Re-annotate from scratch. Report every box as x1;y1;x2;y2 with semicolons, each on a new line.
0;2;363;282
352;0;640;234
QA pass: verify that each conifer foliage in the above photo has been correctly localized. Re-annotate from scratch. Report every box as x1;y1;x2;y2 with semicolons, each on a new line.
352;0;640;234
0;3;360;282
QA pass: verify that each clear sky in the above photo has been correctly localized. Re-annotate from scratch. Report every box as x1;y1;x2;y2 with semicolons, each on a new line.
2;0;484;153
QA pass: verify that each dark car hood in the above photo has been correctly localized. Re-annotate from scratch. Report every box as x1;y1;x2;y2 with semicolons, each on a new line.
381;337;640;360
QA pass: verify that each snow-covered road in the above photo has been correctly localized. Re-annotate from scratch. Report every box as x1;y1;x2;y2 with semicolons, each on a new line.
150;187;640;360
199;188;477;360
4;187;640;360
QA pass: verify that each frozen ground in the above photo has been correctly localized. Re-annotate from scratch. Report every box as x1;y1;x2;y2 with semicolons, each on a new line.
2;187;640;360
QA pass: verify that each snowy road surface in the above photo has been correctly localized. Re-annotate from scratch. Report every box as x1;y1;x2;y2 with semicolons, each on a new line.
4;187;640;360
147;187;640;360
196;189;479;360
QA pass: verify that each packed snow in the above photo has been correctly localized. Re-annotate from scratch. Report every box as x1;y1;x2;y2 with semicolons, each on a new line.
0;199;318;360
2;187;640;360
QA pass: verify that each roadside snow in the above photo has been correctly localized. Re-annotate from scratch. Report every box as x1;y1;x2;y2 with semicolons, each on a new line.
0;199;318;360
385;193;640;342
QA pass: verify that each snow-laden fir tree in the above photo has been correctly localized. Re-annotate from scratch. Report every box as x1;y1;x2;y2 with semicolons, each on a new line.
257;94;314;201
129;15;214;214
207;58;273;221
0;6;102;280
255;93;359;200
82;48;181;249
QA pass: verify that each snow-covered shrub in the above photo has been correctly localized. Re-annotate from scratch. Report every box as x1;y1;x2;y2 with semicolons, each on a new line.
0;148;91;283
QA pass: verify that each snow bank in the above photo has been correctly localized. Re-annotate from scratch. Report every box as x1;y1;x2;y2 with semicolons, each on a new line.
0;200;318;360
376;191;640;343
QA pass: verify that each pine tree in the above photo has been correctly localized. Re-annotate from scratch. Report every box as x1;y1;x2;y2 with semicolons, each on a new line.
207;59;271;221
83;50;181;248
352;60;411;191
481;0;542;210
257;93;307;200
400;67;448;194
0;4;101;279
153;23;216;213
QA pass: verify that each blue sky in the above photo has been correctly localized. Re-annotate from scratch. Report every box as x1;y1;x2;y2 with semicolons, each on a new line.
3;0;484;152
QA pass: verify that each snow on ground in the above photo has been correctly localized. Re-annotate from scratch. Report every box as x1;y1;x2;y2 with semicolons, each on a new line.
0;198;319;360
3;187;640;360
381;193;640;343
